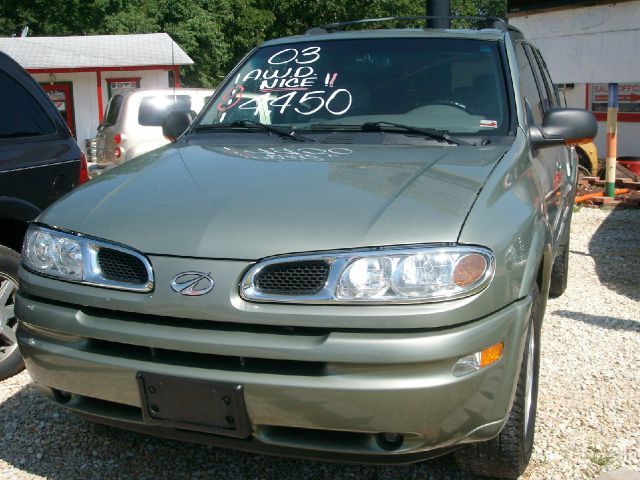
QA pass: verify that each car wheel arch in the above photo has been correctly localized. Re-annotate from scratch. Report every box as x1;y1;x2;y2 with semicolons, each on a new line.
515;225;552;298
0;196;40;224
0;218;29;253
0;198;40;253
534;241;554;319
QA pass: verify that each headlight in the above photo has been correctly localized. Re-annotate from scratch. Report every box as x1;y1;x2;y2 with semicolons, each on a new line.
25;229;83;280
337;257;392;299
241;246;494;304
23;224;154;292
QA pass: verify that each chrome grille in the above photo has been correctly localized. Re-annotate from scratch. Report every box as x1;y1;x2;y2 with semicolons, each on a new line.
254;260;330;295
97;248;149;285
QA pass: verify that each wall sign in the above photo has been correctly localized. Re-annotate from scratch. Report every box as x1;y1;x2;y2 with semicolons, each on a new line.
106;77;141;98
589;83;640;122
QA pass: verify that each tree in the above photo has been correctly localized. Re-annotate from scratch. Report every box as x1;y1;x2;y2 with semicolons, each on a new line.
451;0;507;27
0;0;507;87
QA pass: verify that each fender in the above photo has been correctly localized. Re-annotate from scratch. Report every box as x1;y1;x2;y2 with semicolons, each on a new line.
459;130;555;311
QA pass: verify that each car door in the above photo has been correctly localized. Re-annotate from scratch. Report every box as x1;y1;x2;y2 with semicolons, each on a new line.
514;42;570;251
530;46;577;243
0;54;81;216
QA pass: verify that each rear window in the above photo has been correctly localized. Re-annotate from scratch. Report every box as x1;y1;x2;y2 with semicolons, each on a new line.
103;95;124;126
138;95;192;126
0;71;56;139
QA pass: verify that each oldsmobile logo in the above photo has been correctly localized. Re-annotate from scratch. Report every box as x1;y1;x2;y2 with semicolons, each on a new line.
170;272;215;296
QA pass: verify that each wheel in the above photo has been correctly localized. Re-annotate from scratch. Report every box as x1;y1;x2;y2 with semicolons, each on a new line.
577;164;592;177
0;245;24;381
549;228;570;298
454;285;541;479
576;147;594;176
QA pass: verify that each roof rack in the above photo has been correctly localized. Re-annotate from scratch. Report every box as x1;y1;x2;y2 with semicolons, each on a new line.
306;16;523;35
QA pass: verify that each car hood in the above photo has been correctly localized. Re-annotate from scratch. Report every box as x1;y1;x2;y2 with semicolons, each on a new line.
40;140;508;259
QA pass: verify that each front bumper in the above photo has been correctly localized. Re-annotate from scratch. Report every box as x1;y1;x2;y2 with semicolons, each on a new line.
15;283;532;462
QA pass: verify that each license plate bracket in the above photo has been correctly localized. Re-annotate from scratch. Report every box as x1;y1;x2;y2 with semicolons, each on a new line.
137;372;251;438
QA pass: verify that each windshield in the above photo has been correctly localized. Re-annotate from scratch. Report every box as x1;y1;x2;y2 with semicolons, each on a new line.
197;38;509;135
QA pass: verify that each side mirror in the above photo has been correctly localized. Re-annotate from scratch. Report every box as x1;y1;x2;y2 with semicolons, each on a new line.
162;111;192;142
530;108;597;150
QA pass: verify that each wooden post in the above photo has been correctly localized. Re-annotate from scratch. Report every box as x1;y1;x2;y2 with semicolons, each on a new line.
96;70;103;124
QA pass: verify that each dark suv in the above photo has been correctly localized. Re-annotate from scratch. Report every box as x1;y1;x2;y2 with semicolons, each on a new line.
0;50;88;380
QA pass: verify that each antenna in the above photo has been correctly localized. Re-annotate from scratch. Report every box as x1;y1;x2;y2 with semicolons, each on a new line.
20;26;29;37
171;34;176;113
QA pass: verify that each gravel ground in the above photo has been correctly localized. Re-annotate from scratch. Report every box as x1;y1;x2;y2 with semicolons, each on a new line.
1;207;638;480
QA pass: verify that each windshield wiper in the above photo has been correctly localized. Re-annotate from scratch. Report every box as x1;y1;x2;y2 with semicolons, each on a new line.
235;120;315;142
361;122;467;145
306;123;363;130
194;120;314;142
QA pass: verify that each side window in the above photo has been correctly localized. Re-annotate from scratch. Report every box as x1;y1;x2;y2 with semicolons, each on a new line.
532;48;560;108
0;71;56;139
523;44;551;113
103;95;124;126
515;43;543;125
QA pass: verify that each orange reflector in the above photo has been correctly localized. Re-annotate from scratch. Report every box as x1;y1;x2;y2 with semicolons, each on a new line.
480;342;504;368
453;254;487;287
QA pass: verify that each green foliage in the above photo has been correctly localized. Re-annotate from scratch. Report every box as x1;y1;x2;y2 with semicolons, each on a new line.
587;445;618;474
0;0;507;87
451;0;507;27
453;0;506;16
258;0;425;38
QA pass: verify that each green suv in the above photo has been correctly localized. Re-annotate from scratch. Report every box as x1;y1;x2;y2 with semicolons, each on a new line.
16;17;596;478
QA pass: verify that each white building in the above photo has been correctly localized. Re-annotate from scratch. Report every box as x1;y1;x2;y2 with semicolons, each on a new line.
508;0;640;157
0;33;193;153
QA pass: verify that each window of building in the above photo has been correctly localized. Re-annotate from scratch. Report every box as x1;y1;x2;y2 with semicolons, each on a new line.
41;82;76;137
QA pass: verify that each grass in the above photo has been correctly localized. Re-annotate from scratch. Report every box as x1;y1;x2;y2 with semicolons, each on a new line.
587;445;618;473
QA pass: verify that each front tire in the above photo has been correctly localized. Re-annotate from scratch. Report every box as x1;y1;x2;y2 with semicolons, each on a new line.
454;285;542;479
0;245;24;381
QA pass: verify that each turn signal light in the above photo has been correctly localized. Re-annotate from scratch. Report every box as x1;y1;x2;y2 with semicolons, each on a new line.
114;147;121;159
453;254;487;287
453;341;504;377
480;342;504;368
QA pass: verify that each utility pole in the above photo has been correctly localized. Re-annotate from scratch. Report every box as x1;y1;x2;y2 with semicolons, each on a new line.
426;0;451;29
